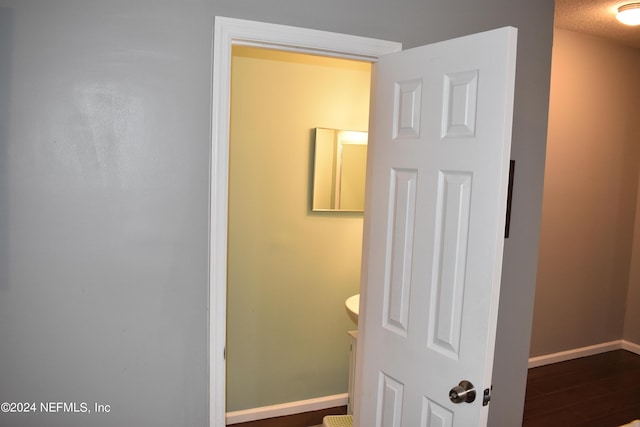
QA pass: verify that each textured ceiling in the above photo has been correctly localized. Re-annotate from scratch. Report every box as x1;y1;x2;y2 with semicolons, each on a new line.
555;0;640;48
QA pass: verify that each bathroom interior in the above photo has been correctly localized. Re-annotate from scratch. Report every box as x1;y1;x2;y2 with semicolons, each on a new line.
226;45;371;422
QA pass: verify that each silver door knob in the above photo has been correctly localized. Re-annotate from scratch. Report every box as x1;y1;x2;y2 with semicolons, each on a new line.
449;380;476;404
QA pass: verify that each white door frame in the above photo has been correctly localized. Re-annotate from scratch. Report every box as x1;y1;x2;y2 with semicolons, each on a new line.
209;16;402;427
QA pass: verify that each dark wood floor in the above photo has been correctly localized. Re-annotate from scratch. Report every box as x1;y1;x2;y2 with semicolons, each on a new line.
230;350;640;427
523;350;640;427
229;406;346;427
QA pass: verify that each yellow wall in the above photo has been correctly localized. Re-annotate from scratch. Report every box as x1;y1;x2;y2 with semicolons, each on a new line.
226;46;371;411
531;29;640;356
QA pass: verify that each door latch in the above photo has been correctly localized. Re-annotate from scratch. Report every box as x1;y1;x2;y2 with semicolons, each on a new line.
483;386;492;406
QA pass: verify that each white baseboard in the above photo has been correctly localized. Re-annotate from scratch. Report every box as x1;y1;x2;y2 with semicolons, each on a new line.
528;339;640;368
622;339;640;355
225;393;348;425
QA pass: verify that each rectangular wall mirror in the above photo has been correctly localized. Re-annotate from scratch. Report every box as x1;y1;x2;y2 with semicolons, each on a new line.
312;128;368;212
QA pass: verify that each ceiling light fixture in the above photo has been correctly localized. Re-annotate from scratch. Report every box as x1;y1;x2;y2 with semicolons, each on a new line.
616;3;640;25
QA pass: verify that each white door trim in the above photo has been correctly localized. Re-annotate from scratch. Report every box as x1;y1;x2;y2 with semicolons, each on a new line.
209;16;401;427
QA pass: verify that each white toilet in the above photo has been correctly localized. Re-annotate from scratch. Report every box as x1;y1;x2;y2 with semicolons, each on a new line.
322;414;353;427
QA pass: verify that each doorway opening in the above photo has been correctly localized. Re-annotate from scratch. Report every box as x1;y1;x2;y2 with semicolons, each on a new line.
226;44;369;414
211;18;519;427
208;16;401;427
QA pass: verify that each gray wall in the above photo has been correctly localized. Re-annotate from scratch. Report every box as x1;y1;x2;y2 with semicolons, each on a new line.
0;1;554;426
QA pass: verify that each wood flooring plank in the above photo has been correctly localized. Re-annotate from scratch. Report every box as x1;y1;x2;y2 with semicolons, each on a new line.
523;350;640;427
228;351;640;427
227;406;346;427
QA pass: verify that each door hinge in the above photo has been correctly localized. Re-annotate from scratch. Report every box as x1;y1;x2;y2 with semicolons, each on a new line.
224;346;226;360
482;386;492;406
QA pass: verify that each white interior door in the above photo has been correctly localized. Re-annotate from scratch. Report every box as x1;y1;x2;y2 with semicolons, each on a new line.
355;27;517;426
